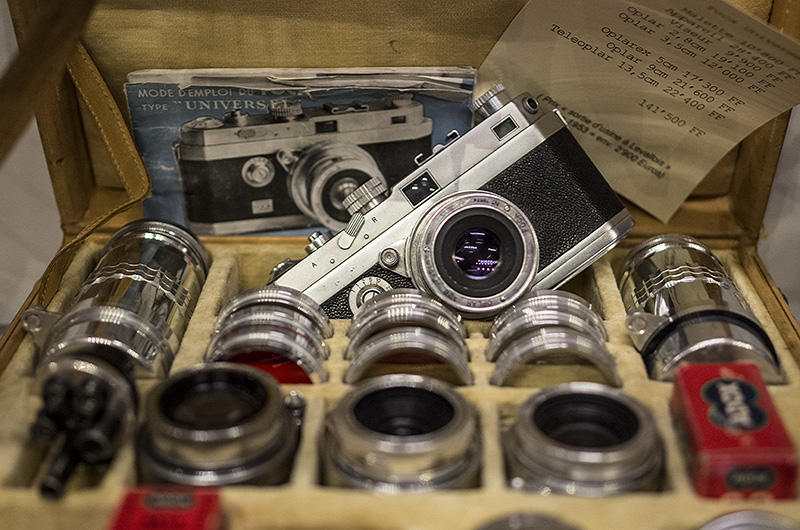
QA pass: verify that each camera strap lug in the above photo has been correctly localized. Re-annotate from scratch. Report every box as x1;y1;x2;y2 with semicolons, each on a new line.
21;306;63;349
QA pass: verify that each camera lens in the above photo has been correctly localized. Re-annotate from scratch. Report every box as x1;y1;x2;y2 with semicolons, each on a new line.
486;290;619;387
344;326;473;386
486;290;608;362
322;374;480;492
505;382;664;496
344;289;470;385
616;234;781;383
137;363;300;486
207;286;331;383
353;386;454;436
346;288;466;357
408;191;539;318
454;228;501;278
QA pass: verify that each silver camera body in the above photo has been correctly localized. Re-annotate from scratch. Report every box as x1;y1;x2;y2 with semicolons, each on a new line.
272;86;633;319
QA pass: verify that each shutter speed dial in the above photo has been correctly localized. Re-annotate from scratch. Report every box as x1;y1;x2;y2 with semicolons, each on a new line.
348;277;393;315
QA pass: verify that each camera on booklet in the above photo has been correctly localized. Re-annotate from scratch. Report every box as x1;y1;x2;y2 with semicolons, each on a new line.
174;93;433;234
271;85;634;319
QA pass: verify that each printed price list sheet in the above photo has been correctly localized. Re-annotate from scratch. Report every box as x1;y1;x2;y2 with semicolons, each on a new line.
479;0;800;221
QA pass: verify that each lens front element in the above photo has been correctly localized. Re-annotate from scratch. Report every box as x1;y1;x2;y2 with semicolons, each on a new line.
409;191;539;318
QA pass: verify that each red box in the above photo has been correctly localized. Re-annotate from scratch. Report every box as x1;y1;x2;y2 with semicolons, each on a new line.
106;486;223;530
671;362;797;499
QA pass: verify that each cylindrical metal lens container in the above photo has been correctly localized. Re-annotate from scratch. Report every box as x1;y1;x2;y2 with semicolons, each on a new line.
22;220;210;498
407;191;539;318
486;291;619;387
616;234;781;383
26;219;211;377
344;289;471;385
505;382;664;496
206;286;331;383
322;374;481;492
137;363;301;486
697;511;800;530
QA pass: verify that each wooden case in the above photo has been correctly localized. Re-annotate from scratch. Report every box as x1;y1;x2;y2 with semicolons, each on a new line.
1;0;799;528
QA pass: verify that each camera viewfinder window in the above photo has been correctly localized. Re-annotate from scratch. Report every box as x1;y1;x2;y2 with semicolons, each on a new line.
315;120;338;134
492;116;518;140
391;116;407;124
402;171;440;207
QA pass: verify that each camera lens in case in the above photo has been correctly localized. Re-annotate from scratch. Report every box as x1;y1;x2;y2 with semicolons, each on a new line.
344;326;473;385
344;289;471;384
505;382;664;496
616;234;781;383
486;290;620;387
206;286;331;383
22;220;210;498
322;374;480;492
137;363;301;486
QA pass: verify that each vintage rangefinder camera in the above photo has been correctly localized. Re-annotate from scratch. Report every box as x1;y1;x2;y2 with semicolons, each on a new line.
271;85;634;319
174;93;433;234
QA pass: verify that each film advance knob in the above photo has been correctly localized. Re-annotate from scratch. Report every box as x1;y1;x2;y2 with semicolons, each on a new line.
343;178;389;216
470;84;512;120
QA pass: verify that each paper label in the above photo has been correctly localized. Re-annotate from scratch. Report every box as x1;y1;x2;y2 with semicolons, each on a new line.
478;0;800;221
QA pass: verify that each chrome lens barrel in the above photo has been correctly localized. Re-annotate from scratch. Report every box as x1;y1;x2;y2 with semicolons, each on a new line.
322;374;480;492
505;382;664;496
30;220;210;377
697;512;800;530
407;191;539;318
22;220;211;498
616;234;780;383
473;514;584;530
487;291;619;387
207;285;331;383
137;363;300;486
344;289;471;385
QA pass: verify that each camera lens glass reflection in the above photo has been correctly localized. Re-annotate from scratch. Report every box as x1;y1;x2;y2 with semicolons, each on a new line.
161;372;268;430
453;228;501;279
533;394;639;448
353;387;454;436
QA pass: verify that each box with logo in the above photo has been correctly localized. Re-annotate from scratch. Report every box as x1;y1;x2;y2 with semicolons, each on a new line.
671;362;798;499
1;0;800;529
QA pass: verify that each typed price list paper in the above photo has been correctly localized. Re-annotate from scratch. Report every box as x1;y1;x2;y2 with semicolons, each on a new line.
478;0;800;222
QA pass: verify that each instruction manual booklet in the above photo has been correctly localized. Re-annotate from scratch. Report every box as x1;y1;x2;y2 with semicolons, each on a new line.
125;68;475;235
